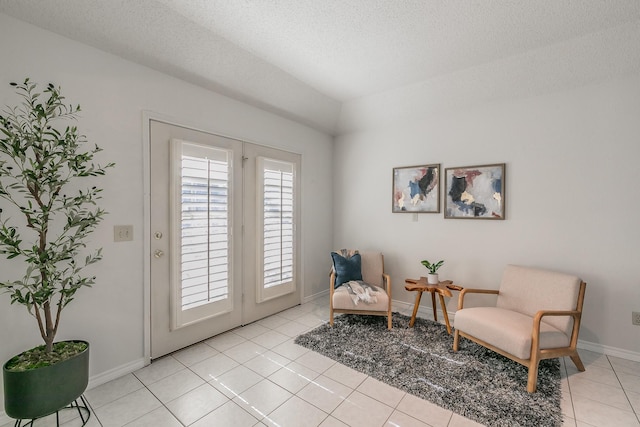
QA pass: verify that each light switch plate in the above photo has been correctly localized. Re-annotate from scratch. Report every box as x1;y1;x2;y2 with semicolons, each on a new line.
114;225;133;242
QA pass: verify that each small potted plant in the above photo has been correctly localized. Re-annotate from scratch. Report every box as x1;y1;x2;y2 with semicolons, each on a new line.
421;259;444;284
0;78;113;421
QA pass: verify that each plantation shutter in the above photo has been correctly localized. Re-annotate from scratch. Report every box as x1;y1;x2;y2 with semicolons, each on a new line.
256;157;296;302
170;139;233;329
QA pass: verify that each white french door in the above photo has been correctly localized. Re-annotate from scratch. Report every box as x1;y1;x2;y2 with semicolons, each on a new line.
149;120;300;359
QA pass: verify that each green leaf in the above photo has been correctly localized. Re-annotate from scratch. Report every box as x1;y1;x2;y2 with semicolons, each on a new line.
420;259;444;274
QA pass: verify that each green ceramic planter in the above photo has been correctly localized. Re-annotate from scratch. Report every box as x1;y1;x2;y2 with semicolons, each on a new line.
3;341;89;420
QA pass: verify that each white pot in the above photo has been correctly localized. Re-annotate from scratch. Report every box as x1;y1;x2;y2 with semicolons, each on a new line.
427;273;439;284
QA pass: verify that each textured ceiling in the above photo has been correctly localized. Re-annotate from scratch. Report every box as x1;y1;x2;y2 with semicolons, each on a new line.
1;0;639;133
157;0;640;100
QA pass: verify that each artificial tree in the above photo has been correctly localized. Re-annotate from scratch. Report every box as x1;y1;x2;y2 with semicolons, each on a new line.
0;78;113;362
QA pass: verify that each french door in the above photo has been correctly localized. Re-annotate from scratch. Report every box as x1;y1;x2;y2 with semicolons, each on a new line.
149;120;301;359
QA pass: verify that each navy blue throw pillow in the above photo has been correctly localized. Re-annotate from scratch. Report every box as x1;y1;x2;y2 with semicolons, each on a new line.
331;252;362;288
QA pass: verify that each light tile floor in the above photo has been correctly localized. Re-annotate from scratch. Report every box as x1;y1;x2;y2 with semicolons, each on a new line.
5;297;639;427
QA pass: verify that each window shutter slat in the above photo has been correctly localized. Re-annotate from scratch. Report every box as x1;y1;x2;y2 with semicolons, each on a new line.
180;149;230;310
262;162;294;289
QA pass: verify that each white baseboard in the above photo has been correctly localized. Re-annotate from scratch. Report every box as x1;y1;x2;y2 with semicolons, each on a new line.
303;289;329;304
0;358;147;425
577;340;640;362
87;357;147;391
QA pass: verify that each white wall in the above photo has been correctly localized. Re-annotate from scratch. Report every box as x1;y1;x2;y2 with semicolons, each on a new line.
334;72;640;357
0;13;333;416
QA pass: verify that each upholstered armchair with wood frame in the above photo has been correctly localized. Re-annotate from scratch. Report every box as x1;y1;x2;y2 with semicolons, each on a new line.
329;250;392;329
453;264;586;393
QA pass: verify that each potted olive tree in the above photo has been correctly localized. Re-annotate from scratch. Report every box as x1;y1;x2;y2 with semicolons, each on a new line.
0;78;113;421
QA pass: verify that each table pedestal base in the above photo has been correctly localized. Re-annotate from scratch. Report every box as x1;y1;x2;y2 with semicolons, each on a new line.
405;278;460;334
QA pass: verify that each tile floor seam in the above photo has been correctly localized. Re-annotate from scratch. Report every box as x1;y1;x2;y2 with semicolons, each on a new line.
86;400;104;427
382;410;394;427
148;355;235;426
563;357;580;423
444;410;454;427
169;396;229;427
265;394;314;427
87;384;143;412
137;381;184;426
389;396;427;426
574;391;639;415
326;387;358;426
112;395;166;427
608;355;627;389
608;355;640;424
291;393;333;422
354;374;403;410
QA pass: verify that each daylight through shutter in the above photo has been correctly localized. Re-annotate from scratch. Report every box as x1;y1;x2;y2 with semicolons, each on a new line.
257;157;296;301
170;140;233;328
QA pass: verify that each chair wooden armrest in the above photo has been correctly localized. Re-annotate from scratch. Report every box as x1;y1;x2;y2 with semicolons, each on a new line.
329;272;336;300
530;308;585;371
532;309;582;343
382;273;391;297
458;288;499;309
534;309;581;321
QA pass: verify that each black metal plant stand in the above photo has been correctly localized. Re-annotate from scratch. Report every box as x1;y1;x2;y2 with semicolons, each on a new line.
13;395;91;427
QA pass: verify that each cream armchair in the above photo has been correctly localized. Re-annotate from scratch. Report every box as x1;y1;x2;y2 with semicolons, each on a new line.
453;265;586;393
329;250;392;329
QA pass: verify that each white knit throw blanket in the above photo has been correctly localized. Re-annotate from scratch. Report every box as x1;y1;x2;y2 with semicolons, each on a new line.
344;280;380;305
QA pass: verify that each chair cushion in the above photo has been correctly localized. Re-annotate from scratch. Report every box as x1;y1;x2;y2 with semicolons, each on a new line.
454;307;570;360
359;251;384;288
331;252;362;288
332;284;389;311
497;265;581;336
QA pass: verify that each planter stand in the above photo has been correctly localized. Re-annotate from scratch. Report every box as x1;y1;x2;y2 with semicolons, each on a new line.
12;395;91;427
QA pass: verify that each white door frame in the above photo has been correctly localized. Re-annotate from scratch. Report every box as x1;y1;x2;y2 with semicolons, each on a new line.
141;111;304;364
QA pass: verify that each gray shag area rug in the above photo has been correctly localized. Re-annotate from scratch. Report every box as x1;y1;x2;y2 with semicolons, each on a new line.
294;313;562;427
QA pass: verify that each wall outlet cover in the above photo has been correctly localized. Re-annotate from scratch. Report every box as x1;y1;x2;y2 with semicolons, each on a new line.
114;225;134;242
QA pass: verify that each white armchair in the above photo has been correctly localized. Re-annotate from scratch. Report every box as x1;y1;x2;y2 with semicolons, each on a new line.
329;250;392;329
453;265;586;392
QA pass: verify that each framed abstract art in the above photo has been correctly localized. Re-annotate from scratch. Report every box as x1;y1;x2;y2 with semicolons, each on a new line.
392;164;440;213
444;163;505;219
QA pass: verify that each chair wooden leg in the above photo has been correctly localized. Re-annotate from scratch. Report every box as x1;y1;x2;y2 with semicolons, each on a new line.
527;364;539;393
527;351;541;393
453;330;460;351
329;308;334;326
570;353;586;371
387;312;392;330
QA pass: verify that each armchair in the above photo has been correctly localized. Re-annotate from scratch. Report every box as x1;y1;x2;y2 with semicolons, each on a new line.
453;264;586;392
329;250;392;329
